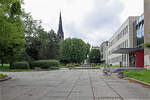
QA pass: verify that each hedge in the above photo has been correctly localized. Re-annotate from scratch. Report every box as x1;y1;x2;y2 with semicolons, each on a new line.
12;61;30;69
31;60;60;69
66;63;79;68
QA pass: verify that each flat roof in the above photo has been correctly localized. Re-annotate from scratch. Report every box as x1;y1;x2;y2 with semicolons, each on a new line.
112;48;144;54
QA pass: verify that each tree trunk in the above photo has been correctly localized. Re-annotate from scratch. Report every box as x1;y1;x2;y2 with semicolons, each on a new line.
10;62;13;69
1;59;4;67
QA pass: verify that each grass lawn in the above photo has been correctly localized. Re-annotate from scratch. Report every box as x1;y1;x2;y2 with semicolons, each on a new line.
0;73;8;78
109;65;120;68
123;70;150;84
93;65;120;68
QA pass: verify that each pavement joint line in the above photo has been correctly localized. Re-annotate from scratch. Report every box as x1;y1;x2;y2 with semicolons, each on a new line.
2;70;150;100
94;70;124;100
38;72;79;100
88;71;96;100
10;86;37;100
9;71;73;100
9;72;65;100
66;71;83;100
38;71;78;100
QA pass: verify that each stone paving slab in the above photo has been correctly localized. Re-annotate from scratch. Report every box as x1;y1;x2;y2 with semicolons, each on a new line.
0;69;150;100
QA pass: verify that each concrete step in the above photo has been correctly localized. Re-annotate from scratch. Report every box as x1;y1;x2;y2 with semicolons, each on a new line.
79;64;91;67
73;67;100;69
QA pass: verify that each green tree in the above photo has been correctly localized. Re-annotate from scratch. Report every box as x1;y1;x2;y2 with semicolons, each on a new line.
88;49;101;63
22;12;59;60
0;0;25;66
39;30;59;60
59;38;87;64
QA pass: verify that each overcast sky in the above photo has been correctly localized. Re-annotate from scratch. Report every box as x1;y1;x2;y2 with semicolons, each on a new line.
22;0;143;46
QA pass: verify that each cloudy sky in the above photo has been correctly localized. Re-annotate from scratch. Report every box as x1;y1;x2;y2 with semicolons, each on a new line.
22;0;143;46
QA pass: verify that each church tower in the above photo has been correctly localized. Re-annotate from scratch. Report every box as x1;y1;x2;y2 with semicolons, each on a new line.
57;12;64;41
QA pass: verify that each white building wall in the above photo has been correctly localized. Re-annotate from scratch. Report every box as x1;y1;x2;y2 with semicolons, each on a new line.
107;17;137;66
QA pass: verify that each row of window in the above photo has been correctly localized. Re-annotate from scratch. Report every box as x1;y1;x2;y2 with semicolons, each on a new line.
116;40;128;49
108;40;128;55
109;55;127;64
109;25;129;47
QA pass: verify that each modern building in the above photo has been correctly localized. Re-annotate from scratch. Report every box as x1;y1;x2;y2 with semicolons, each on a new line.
57;12;64;41
107;16;138;67
99;0;150;67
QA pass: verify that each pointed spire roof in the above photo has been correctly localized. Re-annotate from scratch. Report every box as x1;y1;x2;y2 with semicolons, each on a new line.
57;12;64;41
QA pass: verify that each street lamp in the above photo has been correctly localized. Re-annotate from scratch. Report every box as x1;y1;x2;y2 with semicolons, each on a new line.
105;41;110;71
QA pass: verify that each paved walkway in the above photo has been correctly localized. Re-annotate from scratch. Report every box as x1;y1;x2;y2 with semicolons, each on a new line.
0;69;150;100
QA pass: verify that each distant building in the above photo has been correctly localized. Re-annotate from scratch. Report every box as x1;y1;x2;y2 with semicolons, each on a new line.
57;12;64;41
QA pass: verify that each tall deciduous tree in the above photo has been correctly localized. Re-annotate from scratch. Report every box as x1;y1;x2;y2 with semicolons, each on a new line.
39;30;59;60
59;38;87;64
0;0;25;66
88;49;101;63
22;12;59;60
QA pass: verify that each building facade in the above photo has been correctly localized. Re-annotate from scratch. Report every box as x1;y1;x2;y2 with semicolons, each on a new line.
99;0;150;67
107;17;138;67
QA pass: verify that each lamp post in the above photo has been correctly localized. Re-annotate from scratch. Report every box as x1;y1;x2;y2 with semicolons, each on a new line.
105;41;110;71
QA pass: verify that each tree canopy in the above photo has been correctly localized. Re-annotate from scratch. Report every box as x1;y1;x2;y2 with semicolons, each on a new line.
21;12;59;61
0;0;25;65
59;38;87;64
88;48;101;63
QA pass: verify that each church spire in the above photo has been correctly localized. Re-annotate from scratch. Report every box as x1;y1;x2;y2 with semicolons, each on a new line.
57;12;64;41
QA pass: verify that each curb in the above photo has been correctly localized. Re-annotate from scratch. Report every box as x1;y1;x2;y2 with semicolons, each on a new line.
0;77;11;82
124;77;150;87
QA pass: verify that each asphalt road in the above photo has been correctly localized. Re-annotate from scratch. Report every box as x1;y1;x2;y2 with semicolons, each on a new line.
0;69;150;100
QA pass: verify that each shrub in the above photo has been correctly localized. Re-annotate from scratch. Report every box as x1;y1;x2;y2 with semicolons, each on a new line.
73;63;79;66
31;60;60;69
66;63;80;69
66;63;75;68
0;73;8;78
12;61;30;69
